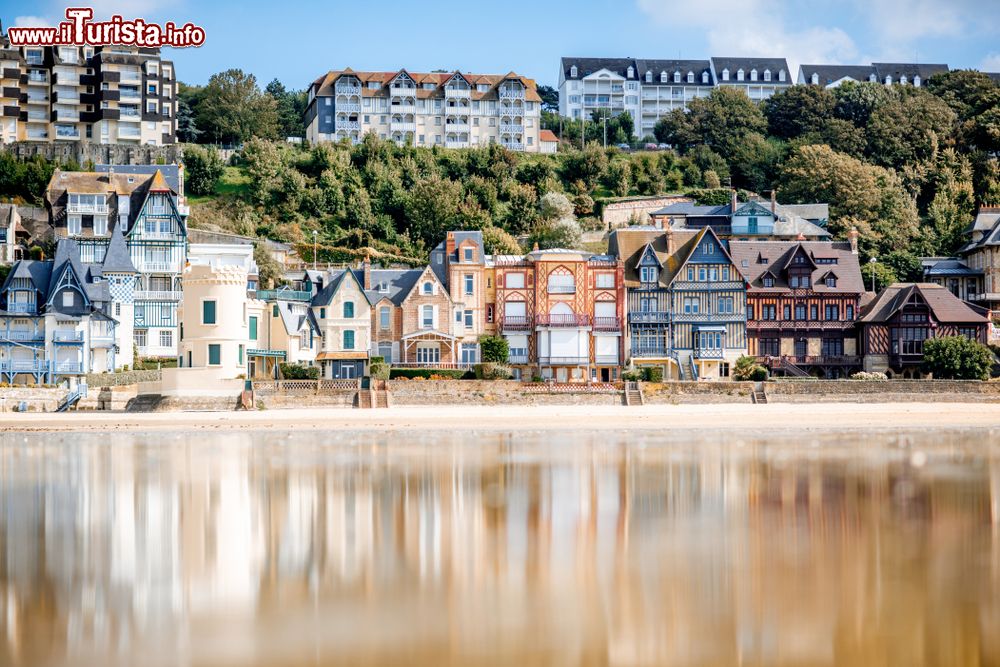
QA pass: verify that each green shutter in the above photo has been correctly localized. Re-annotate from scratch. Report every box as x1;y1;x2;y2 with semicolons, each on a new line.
320;308;326;319
203;300;216;324
344;301;354;318
238;344;244;365
249;316;257;340
208;344;221;365
273;304;279;317
343;330;354;350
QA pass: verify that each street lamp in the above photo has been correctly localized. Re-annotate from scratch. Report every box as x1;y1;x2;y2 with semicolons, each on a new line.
313;230;318;271
602;114;607;149
868;256;877;292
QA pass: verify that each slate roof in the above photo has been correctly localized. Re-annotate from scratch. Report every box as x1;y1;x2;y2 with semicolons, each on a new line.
729;241;864;293
636;59;714;86
652;200;831;238
711;57;791;81
922;258;982;277
101;224;136;274
1;238;112;318
366;268;425;306
95;164;182;194
310;69;542;103
799;64;876;85
872;62;949;81
858;283;987;324
561;57;637;80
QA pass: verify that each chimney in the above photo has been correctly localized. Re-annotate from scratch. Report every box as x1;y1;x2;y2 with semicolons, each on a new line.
770;189;776;215
731;188;737;213
848;227;859;255
362;253;371;289
664;224;674;255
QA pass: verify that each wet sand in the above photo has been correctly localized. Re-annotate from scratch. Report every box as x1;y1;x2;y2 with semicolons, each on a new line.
1;402;1000;434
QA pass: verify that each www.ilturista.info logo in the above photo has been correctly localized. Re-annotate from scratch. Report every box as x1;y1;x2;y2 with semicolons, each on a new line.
7;8;205;47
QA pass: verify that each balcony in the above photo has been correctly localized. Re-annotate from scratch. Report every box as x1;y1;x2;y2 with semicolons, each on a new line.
445;122;469;132
100;71;120;83
547;285;576;294
134;290;181;301
499;87;526;100
629;311;670;324
135;260;181;273
389;103;416;115
2;68;20;80
390;121;416;133
2;360;48;373
53;361;83;374
593;316;622;332
27;74;47;85
759;355;861;367
631;346;668;358
508;352;529;364
500;315;532;331
672;312;744;323
499;104;524;117
693;348;724;359
68;202;109;215
6;303;37;314
747;319;850;331
535;314;591;327
538;356;589;365
55;127;81;140
500;123;524;135
336;120;360;132
671;280;746;291
445;140;469;149
53;330;84;343
119;72;142;84
595;354;620;365
337;102;361;113
0;329;44;342
335;83;361;96
445;104;470;115
53;109;80;122
389;86;416;96
445;88;471;98
1;86;19;100
256;289;312;302
90;332;115;347
501;141;525;151
26;95;49;105
2;106;17;118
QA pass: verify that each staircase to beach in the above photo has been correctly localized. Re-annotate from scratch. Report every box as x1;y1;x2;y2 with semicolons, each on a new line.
624;381;644;406
751;382;769;404
778;357;810;377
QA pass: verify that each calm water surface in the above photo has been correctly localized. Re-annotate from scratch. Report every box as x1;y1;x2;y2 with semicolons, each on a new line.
1;428;999;667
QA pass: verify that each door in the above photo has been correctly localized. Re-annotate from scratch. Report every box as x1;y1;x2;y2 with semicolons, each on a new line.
795;338;807;358
342;364;356;379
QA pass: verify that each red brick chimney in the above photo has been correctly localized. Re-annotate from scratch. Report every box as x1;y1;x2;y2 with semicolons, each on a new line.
362;253;371;289
731;188;737;213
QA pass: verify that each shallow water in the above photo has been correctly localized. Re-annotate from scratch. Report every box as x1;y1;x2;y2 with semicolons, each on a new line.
1;427;999;667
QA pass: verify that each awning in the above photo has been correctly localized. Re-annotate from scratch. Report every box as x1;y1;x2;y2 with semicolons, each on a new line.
316;351;368;361
693;325;727;331
248;348;287;359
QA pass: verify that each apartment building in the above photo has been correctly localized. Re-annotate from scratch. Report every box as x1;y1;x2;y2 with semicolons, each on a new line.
44;166;189;359
798;62;949;88
0;32;176;145
305;68;542;151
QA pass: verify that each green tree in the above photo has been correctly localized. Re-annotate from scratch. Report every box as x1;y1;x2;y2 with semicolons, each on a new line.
265;78;306;139
404;175;462;247
560;145;608;189
479;335;510;363
536;85;559;113
253;241;282;289
176;97;201;143
197;69;279;144
183;145;225;196
763;85;836;139
921;336;994;380
860;260;898;292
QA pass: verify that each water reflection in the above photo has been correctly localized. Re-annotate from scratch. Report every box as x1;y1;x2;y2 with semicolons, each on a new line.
1;429;999;666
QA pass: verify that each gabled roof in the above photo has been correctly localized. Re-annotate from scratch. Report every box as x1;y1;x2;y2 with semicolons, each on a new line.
712;57;791;79
635;59;714;86
858;283;987;324
539;129;559;143
95;164;181;193
799;64;876;85
364;268;423;306
663;227;736;285
46;239;89;306
872;62;949;80
561;57;636;80
729;241;864;294
101;224;136;274
311;267;367;307
309;69;541;103
400;265;449;303
922;258;982;277
780;244;817;271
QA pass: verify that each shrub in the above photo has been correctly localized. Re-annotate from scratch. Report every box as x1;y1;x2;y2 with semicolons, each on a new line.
479;335;510;363
389;368;468;380
921;336;994;380
851;371;888;381
183;145;225;196
622;369;641;381
733;354;763;381
474;363;513;380
642;366;663;382
750;367;769;382
280;363;319;379
368;360;390;381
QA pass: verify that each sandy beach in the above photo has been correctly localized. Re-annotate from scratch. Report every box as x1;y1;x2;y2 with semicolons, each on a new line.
1;402;999;434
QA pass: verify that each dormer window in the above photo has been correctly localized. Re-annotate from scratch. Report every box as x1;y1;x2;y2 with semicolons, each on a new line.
673;71;680;83
737;69;745;81
750;69;758;81
885;76;892;85
463;247;474;262
645;70;652;83
778;69;786;82
687;71;694;83
721;68;729;81
913;75;921;87
811;72;819;85
702;71;710;84
570;65;578;78
825;275;837;287
626;66;634;78
900;75;907;85
763;276;775;288
869;73;877;82
660;71;667;83
640;266;658;283
763;69;771;81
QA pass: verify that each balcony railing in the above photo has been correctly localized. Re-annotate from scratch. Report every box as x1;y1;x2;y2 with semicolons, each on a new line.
508;352;529;364
501;141;525;151
445;104;470;115
389;104;416;115
595;354;620;365
499;105;524;117
53;330;84;342
500;315;532;331
672;312;744;323
747;319;850;331
389;86;416;96
1;360;48;373
445;88;471;98
395;362;473;370
68;202;109;215
500;124;524;135
693;348;725;359
53;361;83;374
6;302;37;314
671;280;746;291
445;140;469;148
135;260;182;273
538;356;589;365
256;289;312;302
631;346;668;357
134;290;181;301
629;311;670;324
1;329;44;342
535;314;591;327
593;316;622;331
547;285;576;294
499;88;526;100
390;121;416;132
335;84;361;96
445;122;469;132
337;102;361;113
758;355;861;367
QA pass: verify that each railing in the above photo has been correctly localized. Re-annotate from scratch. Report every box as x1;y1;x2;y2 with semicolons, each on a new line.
256;289;312;302
593;317;621;331
538;356;589;365
671;281;746;291
336;120;360;131
253;379;361;395
546;285;576;294
445;105;469;115
499;88;526;100
68;203;109;215
389;86;416;96
6;303;37;314
522;382;622;394
747;320;850;331
390;121;416;132
500;316;532;331
629;311;670;323
337;102;361;113
135;261;181;273
499;105;523;117
536;314;591;327
53;330;84;342
672;312;744;323
693;348;724;359
119;88;141;99
445;140;469;148
445;88;471;98
508;353;529;364
335;84;362;96
90;332;115;345
760;355;861;367
500;124;524;135
501;141;525;151
1;360;48;373
53;361;83;374
396;362;474;370
1;330;44;342
631;346;668;357
595;354;620;365
390;104;416;115
445;122;470;132
134;290;181;301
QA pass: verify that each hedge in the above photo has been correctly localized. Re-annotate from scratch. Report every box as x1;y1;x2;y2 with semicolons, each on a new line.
389;368;472;380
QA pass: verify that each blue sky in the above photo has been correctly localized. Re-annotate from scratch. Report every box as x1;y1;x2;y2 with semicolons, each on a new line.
5;0;1000;89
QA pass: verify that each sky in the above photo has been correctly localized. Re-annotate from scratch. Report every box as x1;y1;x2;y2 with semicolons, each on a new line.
4;0;1000;89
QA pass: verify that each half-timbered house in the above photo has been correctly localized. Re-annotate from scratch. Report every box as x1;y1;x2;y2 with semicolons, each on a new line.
730;236;865;378
858;283;989;377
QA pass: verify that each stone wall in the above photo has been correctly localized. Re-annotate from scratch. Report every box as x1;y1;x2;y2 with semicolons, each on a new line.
600;195;691;228
388;380;624;406
2;141;182;166
77;385;138;411
766;379;1000;403
0;387;65;412
641;382;756;404
260;393;356;409
86;370;162;387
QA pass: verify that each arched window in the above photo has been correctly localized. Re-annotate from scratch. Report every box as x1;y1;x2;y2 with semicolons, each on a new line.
721;68;729;81
885;75;892;85
900;74;907;85
626;66;634;78
570;65;577;78
673;71;680;83
811;72;819;85
913;75;921;87
423;281;433;295
737;69;744;81
750;68;758;81
702;71;710;84
645;70;652;83
763;69;771;81
687;71;694;83
343;301;354;318
778;69;786;82
660;71;667;83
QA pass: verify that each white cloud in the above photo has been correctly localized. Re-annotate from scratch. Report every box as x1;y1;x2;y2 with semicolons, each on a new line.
981;54;1000;73
860;0;964;43
13;16;53;28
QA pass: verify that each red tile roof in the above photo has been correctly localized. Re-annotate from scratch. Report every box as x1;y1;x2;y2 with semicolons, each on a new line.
539;129;558;143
